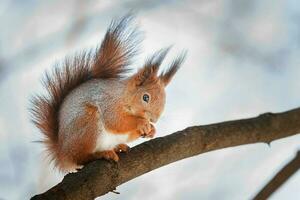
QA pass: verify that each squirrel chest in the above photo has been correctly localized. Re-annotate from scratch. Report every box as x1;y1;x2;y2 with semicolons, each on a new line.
95;129;129;151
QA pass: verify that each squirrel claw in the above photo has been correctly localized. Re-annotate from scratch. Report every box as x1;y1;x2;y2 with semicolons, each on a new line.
114;144;130;153
75;165;84;172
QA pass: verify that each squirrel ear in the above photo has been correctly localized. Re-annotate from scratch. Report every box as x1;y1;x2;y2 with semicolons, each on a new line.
132;47;170;86
159;51;187;86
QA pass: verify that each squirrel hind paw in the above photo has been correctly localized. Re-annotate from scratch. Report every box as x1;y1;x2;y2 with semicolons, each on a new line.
95;150;120;162
114;144;130;153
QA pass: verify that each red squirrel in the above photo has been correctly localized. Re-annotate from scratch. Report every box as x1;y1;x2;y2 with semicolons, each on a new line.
30;15;186;172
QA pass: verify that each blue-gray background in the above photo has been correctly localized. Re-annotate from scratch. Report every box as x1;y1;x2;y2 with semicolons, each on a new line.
0;0;299;199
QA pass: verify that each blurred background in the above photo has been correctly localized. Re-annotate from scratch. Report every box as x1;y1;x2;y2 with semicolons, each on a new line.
0;0;300;199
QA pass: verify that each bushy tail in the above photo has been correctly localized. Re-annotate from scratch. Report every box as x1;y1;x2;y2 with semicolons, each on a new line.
30;15;140;165
93;14;141;79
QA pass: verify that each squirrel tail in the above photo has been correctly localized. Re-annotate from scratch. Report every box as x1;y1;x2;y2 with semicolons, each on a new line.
92;14;141;78
30;52;92;166
30;14;140;167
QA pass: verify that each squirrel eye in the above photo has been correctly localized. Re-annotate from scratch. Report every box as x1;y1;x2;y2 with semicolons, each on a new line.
142;94;150;103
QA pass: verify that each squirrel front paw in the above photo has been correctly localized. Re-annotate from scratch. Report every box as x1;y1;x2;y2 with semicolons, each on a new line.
137;119;156;138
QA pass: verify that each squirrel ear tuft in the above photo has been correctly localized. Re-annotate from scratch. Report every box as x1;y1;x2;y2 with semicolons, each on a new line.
159;51;187;86
132;47;171;86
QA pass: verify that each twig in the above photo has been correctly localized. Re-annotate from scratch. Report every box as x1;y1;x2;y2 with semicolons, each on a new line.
253;150;300;200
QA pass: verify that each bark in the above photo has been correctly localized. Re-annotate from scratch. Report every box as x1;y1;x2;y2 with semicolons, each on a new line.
31;107;300;200
253;150;300;200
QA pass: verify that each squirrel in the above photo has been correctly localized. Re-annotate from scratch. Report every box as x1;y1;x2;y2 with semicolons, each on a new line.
30;15;186;172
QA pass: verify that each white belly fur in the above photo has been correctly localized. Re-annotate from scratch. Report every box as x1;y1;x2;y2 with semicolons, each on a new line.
95;129;129;151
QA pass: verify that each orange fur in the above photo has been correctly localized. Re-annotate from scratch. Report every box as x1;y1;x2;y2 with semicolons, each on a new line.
103;103;156;139
56;103;99;169
30;52;93;166
114;144;130;153
30;15;139;169
30;15;186;171
93;14;140;79
94;150;119;162
159;51;187;86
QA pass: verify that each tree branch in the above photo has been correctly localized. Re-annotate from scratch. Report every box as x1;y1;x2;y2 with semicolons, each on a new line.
31;107;300;200
253;150;300;200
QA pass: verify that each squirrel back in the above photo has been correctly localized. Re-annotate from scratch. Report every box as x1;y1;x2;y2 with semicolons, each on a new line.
30;15;186;171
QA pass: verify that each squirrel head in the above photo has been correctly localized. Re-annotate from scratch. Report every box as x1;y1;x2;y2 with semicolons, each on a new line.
123;48;186;123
